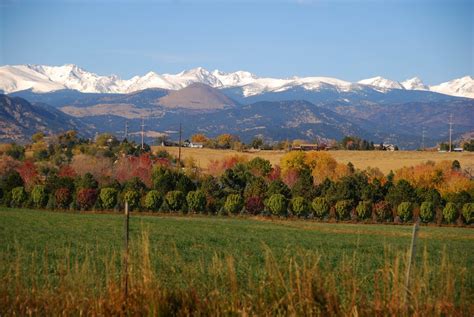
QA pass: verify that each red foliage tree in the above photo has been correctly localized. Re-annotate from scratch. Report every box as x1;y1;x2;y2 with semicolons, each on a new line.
58;165;77;178
267;165;281;182
114;154;154;187
245;196;265;215
207;155;247;176
76;188;98;210
16;160;38;190
282;168;299;188
55;188;72;209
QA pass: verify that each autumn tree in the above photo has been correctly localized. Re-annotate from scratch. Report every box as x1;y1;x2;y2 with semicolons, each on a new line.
215;134;239;149
16;160;38;191
71;154;113;185
280;151;307;174
114;154;154;187
191;133;208;144
31;132;45;143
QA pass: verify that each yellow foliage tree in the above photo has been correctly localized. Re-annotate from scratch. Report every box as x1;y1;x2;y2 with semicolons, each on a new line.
280;151;350;185
280;151;307;173
216;134;238;149
364;166;386;184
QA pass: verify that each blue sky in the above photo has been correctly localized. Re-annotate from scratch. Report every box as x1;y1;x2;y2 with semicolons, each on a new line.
1;0;472;84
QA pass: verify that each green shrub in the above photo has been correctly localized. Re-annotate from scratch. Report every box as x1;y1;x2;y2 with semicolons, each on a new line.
144;190;163;211
100;188;118;210
186;190;207;213
356;201;372;220
224;194;244;214
462;203;474;224
152;166;176;195
419;201;435;223
290;196;308;216
75;173;98;190
1;170;24;195
443;202;458;224
243;177;267;201
31;185;48;208
165;191;185;212
373;201;391;221
124;190;140;210
11;186;27;207
266;180;291;199
266;194;288;216
55;188;71;209
397;202;413;222
335;200;353;220
311;197;330;219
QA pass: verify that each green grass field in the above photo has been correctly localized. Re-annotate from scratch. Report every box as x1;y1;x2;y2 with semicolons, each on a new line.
1;208;473;315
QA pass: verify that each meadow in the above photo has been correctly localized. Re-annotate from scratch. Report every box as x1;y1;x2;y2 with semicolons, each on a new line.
157;146;474;174
1;207;472;315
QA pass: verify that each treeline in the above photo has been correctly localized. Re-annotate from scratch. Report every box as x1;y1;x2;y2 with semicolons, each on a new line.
179;133;393;151
0;131;472;225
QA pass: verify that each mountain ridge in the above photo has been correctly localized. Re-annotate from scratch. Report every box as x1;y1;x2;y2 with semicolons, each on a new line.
1;64;473;99
0;94;91;142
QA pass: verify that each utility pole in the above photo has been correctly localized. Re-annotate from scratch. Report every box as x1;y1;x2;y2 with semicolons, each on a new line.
178;122;182;166
140;117;145;150
449;114;453;152
421;127;426;150
124;120;128;140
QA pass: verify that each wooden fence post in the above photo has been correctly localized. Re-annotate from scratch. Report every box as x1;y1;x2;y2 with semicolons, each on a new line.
123;201;130;300
404;221;419;304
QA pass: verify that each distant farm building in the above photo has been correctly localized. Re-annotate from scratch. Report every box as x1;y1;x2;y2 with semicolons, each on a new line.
188;142;204;148
374;143;397;151
291;143;320;151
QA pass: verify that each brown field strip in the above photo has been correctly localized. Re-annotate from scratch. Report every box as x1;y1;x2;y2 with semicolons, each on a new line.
153;146;474;174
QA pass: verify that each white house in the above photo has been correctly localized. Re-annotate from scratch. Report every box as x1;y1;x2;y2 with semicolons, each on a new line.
189;142;204;148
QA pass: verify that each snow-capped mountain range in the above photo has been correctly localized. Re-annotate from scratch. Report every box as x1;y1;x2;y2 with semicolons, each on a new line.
0;64;473;99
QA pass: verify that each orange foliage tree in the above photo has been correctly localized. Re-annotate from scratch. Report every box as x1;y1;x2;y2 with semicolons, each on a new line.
0;155;20;177
191;133;208;144
394;160;473;195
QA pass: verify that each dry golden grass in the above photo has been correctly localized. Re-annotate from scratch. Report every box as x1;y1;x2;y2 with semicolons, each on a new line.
153;146;474;174
0;143;12;154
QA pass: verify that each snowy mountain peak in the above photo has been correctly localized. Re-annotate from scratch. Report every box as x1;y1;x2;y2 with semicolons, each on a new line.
358;76;404;90
212;69;257;87
401;77;428;90
430;75;474;99
0;64;473;99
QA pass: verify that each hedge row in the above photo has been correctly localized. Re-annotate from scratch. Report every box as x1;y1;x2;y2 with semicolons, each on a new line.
3;185;473;225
